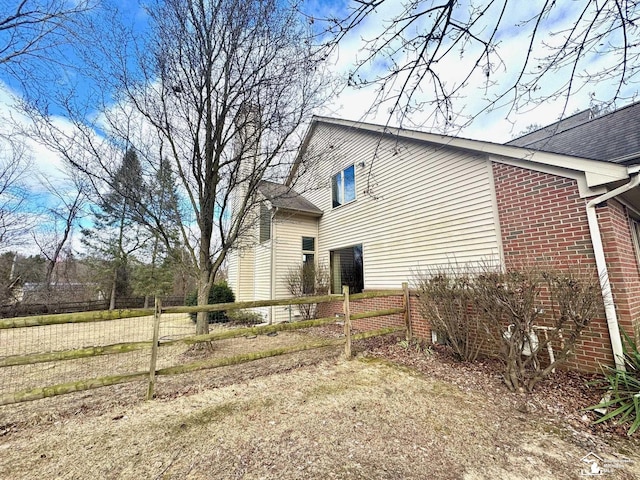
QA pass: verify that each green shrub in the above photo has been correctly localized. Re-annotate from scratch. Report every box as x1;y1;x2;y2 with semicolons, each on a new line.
186;281;235;323
589;329;640;435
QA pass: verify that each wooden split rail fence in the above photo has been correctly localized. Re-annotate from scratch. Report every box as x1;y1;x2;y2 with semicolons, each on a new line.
0;284;412;406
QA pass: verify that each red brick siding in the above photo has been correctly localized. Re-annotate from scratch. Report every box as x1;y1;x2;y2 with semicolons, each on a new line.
597;199;640;342
316;293;429;339
492;163;594;264
493;163;602;371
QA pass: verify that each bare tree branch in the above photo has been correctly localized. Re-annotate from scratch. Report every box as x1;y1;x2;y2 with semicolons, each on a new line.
17;0;332;334
315;0;640;131
0;140;33;250
0;0;93;68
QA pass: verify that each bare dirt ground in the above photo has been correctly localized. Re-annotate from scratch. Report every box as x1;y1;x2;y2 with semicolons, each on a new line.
1;333;639;479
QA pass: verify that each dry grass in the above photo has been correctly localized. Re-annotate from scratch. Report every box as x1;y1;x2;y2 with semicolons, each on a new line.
0;313;314;397
1;334;639;479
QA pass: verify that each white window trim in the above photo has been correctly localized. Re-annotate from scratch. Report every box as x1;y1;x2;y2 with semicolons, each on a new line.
630;217;640;274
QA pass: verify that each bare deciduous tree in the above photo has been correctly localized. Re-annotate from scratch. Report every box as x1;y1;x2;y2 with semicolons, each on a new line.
32;170;87;290
20;0;331;334
0;0;93;71
133;0;329;334
0;141;32;250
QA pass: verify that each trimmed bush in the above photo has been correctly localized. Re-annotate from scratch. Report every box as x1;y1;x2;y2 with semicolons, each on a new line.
186;281;235;323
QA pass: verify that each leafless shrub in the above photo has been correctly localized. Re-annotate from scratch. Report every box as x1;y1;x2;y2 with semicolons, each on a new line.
415;260;601;392
477;263;601;392
284;262;329;320
414;266;487;362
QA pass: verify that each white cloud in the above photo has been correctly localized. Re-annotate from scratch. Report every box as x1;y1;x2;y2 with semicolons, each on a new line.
320;0;639;142
0;82;71;185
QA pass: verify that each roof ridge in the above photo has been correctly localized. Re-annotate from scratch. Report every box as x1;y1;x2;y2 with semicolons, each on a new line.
509;99;640;148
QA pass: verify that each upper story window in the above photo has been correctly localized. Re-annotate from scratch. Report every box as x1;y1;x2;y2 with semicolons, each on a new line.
331;165;356;208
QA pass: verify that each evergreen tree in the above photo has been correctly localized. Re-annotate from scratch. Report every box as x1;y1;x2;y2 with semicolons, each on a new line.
132;156;183;306
82;148;148;309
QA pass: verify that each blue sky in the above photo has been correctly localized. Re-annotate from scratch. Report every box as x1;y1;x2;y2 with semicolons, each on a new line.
304;0;638;140
0;0;638;254
1;0;637;163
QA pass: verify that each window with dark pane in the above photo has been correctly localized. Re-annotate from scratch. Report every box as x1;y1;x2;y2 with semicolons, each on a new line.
259;203;271;243
330;244;363;294
302;236;315;252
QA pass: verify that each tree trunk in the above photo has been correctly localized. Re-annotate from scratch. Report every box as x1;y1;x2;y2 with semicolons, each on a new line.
109;269;117;311
196;271;211;335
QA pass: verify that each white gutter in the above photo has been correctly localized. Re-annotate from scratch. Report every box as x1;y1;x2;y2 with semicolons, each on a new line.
586;175;640;370
627;164;640;175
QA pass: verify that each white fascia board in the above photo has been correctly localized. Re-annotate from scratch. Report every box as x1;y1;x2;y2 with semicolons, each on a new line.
313;117;629;190
584;170;630;188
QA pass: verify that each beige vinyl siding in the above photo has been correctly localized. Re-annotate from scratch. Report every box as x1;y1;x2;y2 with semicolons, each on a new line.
254;242;271;300
234;247;255;302
253;241;272;322
272;212;319;323
226;250;239;297
298;123;501;289
230;204;259;301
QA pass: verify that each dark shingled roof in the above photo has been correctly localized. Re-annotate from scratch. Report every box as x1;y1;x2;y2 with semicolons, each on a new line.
507;101;640;165
258;180;323;216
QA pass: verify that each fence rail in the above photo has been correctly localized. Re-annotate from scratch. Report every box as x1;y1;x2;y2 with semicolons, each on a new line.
0;285;410;406
0;295;185;318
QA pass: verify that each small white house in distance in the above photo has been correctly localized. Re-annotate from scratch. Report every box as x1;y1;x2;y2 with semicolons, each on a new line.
227;112;640;373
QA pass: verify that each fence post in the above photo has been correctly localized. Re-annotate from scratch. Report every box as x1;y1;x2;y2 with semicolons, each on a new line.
146;297;162;400
343;286;352;358
402;282;412;342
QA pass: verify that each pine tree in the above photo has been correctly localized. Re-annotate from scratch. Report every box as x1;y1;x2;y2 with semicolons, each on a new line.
132;157;183;306
82;148;148;309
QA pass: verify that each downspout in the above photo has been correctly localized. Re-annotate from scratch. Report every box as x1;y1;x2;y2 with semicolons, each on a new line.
586;174;640;371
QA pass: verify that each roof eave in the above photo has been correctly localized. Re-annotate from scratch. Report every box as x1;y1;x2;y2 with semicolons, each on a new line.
275;207;323;218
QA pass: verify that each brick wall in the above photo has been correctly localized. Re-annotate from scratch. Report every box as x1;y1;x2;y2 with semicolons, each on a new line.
492;162;640;371
597;199;640;342
492;163;594;263
316;293;429;339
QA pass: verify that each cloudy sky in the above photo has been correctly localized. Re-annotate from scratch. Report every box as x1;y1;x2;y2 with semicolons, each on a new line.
0;0;638;254
1;0;638;176
312;0;638;141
